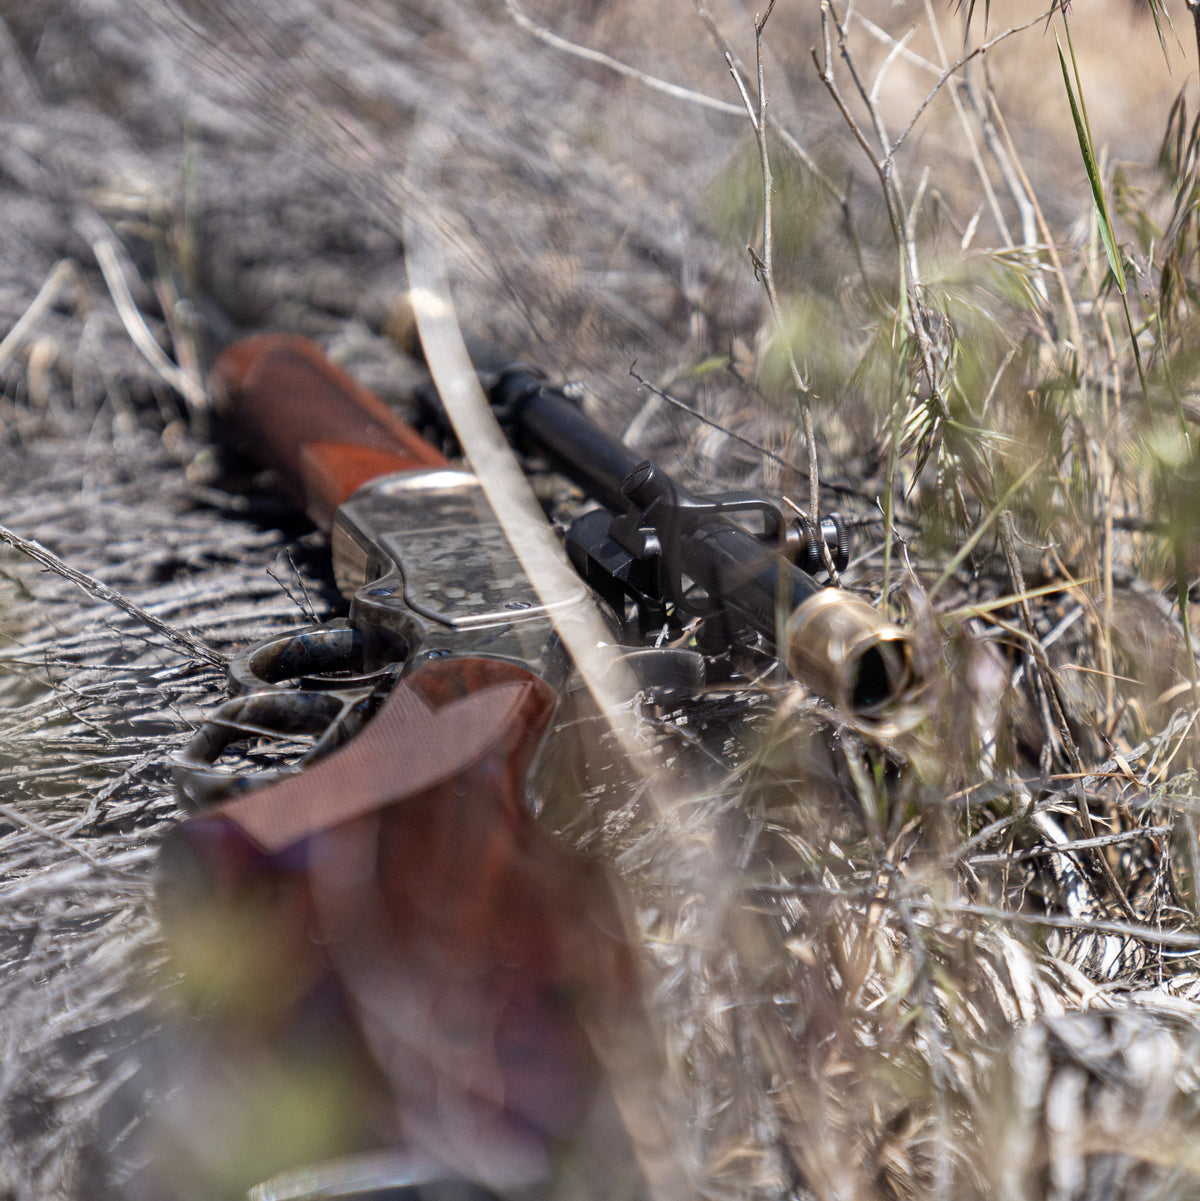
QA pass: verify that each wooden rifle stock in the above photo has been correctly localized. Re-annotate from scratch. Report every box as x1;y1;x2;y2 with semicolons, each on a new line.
210;334;449;531
161;336;659;1197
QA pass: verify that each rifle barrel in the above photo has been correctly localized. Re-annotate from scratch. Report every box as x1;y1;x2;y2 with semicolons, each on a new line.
492;369;645;510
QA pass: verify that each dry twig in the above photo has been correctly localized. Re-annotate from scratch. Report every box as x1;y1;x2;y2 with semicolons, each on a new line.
0;523;224;669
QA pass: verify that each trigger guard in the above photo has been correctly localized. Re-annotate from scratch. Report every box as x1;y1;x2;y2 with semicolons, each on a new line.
227;619;394;694
172;684;378;810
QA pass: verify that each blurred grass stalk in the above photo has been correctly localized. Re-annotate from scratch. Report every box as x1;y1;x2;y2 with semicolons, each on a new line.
704;0;1200;1192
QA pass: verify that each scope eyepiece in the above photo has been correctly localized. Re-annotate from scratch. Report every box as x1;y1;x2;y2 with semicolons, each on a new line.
784;589;919;735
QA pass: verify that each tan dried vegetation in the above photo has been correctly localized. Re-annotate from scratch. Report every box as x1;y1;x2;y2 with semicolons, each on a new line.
4;2;1200;1200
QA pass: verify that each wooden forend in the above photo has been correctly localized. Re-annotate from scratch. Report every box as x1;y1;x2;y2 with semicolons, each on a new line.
211;333;449;530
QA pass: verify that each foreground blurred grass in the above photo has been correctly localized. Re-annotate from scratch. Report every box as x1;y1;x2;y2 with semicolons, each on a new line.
626;2;1200;1196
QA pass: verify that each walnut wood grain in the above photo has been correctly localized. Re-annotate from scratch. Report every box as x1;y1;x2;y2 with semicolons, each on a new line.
211;333;449;530
159;656;641;1182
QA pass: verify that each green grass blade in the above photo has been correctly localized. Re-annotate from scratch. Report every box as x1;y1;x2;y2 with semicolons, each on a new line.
1055;15;1148;405
1055;28;1124;295
1147;0;1169;60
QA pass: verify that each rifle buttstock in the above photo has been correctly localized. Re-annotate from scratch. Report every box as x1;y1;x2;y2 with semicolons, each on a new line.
163;656;640;1180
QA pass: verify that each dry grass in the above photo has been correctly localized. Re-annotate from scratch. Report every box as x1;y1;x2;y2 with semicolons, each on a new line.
2;1;1200;1200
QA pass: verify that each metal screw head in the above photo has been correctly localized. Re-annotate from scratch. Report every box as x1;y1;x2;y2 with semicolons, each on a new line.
620;461;657;505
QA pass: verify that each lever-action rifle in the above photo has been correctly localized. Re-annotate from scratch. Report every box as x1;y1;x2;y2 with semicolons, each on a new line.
158;332;916;1199
160;335;663;1201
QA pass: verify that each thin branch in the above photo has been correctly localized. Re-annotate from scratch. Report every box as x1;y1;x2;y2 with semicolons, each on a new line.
811;7;889;179
629;365;797;474
628;366;872;505
503;0;745;117
813;0;937;406
0;523;225;668
967;825;1173;866
830;0;895;162
693;3;844;202
725;4;826;555
888;10;1048;159
723;48;758;125
814;0;1052;434
912;899;1200;950
860;4;1014;248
